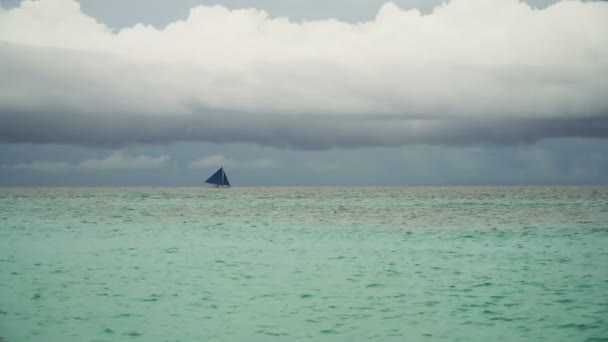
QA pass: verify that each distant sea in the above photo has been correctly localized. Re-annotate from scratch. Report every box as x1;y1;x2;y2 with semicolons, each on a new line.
1;187;607;341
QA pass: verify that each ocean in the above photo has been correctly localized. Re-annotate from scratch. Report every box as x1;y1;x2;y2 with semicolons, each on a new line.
1;187;607;341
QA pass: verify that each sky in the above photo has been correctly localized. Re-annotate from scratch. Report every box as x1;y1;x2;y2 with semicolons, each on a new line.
0;0;607;186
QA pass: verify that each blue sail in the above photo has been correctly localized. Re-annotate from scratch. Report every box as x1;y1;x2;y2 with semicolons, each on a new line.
205;167;231;187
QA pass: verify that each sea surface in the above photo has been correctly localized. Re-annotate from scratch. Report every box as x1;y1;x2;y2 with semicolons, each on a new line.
1;187;607;341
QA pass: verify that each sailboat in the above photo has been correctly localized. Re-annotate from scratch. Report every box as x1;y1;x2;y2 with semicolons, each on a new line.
204;167;231;188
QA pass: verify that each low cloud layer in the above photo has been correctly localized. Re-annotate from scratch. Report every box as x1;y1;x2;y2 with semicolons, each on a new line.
78;152;171;170
1;0;607;149
10;161;73;173
189;154;276;169
2;152;171;171
2;152;276;172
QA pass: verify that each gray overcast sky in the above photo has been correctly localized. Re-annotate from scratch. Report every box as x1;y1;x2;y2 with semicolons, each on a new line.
0;0;607;186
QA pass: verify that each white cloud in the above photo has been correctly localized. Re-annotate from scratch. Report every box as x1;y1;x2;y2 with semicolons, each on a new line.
189;154;277;169
0;0;607;148
77;152;171;170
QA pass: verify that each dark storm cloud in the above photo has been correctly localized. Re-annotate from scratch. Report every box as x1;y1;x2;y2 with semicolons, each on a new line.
0;0;607;150
2;105;607;149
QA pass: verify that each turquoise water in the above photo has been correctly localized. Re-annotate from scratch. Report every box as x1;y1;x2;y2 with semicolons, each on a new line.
1;187;607;341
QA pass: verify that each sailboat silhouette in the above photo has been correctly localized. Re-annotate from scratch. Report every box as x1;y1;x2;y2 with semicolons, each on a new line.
204;167;231;188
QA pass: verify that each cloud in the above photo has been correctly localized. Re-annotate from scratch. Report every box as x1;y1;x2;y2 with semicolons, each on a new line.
7;161;73;173
1;152;171;172
0;0;607;149
189;155;237;169
189;154;277;169
77;152;171;170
